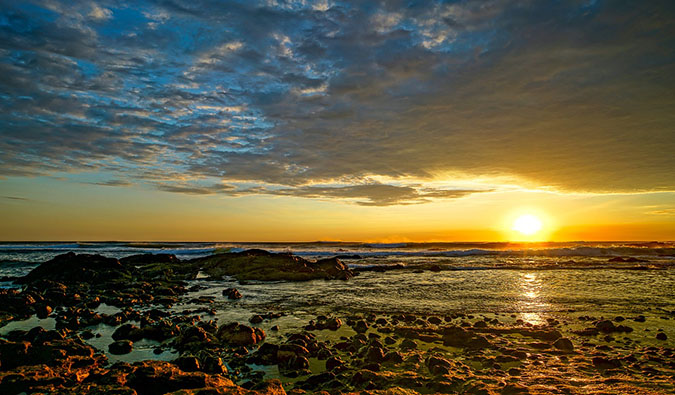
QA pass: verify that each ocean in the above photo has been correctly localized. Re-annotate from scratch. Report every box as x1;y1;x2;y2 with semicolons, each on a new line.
2;241;674;321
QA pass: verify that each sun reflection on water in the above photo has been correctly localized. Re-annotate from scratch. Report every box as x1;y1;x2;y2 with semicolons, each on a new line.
518;272;549;325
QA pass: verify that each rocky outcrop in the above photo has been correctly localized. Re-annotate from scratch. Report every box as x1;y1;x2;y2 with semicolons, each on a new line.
191;249;353;281
17;252;129;284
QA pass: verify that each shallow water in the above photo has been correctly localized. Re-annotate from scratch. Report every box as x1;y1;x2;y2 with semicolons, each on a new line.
1;243;673;362
175;267;675;349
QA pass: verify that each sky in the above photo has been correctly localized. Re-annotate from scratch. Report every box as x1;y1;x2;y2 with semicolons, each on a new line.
1;0;674;242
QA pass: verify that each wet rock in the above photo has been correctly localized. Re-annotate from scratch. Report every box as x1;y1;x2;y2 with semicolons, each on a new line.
553;337;574;352
353;320;369;334
298;372;336;390
656;332;667;341
112;323;143;342
109;340;133;355
426;355;453;376
35;305;53;319
473;320;488;328
281;355;310;372
384;351;404;364
250;314;264;324
223;288;242;299
442;326;491;349
365;346;386;363
508;368;522;376
278;344;310;362
80;330;95;340
324;317;342;331
124;360;233;395
201;355;227;374
400;338;417;350
592;356;622;370
175;356;201;371
503;383;530;394
325;356;344;371
249;343;280;365
217;322;265;346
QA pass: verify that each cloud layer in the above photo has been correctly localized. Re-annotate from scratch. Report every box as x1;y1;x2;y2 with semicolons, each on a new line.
1;0;674;205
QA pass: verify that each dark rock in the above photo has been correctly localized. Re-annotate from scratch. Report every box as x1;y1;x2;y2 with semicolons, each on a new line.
35;305;53;319
353;320;369;334
592;356;622;369
109;340;133;355
426;356;453;376
325;317;342;330
223;288;242;299
656;332;667;341
249;315;264;324
553;337;574;352
384;351;404;364
112;324;143;342
365;346;386;363
442;326;491;349
125;360;231;395
277;344;310;362
120;253;179;265
281;355;310;371
326;356;344;371
503;383;530;394
201;355;227;374
18;252;129;284
175;356;200;371
400;338;417;350
217;323;265;346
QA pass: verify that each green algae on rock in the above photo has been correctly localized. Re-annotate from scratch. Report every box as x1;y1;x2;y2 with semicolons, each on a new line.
190;249;353;281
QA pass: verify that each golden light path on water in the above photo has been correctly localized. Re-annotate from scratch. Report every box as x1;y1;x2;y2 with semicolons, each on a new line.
518;272;549;326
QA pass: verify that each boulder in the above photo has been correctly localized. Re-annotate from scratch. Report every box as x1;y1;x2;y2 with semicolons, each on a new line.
553;338;574;352
109;340;133;355
217;323;265;346
223;288;243;299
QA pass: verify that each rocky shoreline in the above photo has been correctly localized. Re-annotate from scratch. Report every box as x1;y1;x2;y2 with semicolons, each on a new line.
0;251;673;394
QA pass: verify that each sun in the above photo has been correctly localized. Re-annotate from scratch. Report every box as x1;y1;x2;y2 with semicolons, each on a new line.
512;214;543;236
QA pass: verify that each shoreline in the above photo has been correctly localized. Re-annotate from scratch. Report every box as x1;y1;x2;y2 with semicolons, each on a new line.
0;250;673;394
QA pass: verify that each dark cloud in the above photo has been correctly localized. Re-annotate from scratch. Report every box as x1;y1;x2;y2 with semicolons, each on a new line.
155;182;234;195
1;0;674;204
88;179;132;187
264;184;491;206
1;196;30;201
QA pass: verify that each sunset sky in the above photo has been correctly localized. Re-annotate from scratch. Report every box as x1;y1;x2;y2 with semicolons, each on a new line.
1;0;674;241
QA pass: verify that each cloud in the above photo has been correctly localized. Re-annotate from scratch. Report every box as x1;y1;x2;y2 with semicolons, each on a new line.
89;5;112;21
155;182;234;195
88;179;132;187
0;0;674;205
264;184;491;206
1;196;30;201
647;208;675;216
